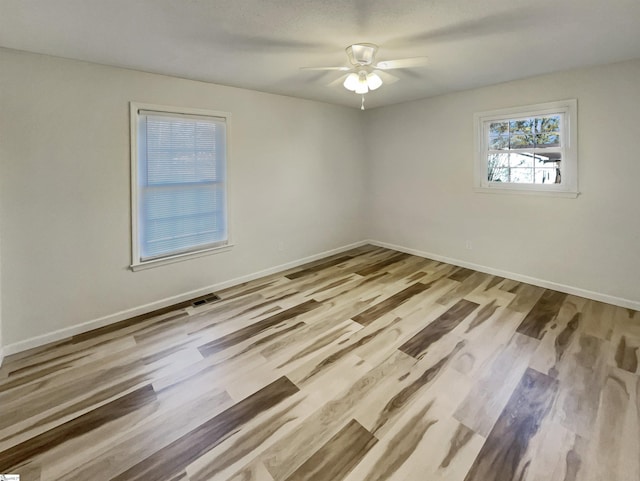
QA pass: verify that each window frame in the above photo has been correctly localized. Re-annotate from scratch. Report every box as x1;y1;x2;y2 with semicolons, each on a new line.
129;102;232;271
474;99;578;198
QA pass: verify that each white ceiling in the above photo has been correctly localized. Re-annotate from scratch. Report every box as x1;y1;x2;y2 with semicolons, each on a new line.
1;0;640;110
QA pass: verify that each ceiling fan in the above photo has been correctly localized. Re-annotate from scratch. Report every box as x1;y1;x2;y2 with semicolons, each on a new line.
301;43;428;108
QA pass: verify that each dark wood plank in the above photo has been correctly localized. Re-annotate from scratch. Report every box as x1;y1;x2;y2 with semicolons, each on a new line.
1;371;156;442
463;368;559;481
507;283;545;313
197;300;321;357
283;419;377;481
354;252;411;277
72;306;192;344
399;299;478;359
285;255;353;280
352;282;430;326
464;299;499;333
0;385;157;471
112;376;299;481
448;267;475;282
614;335;639;373
516;289;568;340
484;275;505;291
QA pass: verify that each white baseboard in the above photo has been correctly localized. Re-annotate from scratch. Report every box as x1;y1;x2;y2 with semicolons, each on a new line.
367;239;640;311
4;237;638;360
3;240;368;357
0;347;4;368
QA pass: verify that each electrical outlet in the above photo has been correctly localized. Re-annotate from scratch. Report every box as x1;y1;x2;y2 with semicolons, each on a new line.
465;240;473;250
277;240;285;252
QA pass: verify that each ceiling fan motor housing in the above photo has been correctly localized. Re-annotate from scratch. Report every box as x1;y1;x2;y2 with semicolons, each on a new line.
346;43;378;66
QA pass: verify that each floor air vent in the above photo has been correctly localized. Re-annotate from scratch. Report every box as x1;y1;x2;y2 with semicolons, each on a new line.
192;294;221;307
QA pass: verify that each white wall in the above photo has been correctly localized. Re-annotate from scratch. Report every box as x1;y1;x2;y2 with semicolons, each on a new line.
0;209;2;364
365;59;640;306
2;48;639;354
0;48;366;348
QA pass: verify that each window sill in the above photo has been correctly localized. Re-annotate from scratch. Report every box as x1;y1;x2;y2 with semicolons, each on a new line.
130;243;234;271
474;186;579;198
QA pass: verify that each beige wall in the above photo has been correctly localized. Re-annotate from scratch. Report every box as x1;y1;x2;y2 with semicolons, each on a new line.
0;48;366;347
365;59;640;305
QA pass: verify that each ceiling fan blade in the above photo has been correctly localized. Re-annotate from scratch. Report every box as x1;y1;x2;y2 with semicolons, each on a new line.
374;57;428;70
327;74;349;87
300;66;352;71
373;70;400;85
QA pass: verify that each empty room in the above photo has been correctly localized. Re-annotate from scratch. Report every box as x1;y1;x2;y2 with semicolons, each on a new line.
0;1;639;480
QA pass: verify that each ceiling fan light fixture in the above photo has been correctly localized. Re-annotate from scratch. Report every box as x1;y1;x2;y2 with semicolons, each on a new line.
303;42;428;107
343;72;359;91
355;71;369;94
355;81;369;95
367;72;383;90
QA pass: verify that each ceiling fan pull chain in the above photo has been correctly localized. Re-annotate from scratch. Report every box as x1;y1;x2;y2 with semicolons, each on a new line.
361;95;365;110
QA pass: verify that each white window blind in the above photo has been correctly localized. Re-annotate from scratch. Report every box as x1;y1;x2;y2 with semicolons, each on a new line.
136;109;228;262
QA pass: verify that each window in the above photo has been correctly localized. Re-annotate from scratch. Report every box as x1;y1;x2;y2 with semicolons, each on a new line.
474;99;578;197
130;103;230;270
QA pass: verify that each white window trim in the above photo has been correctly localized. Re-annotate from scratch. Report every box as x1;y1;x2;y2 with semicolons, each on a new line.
474;99;578;198
129;102;233;271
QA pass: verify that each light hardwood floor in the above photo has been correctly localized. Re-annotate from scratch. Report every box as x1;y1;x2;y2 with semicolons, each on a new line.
0;245;638;481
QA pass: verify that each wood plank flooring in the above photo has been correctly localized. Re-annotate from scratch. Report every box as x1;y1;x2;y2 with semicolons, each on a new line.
0;245;638;481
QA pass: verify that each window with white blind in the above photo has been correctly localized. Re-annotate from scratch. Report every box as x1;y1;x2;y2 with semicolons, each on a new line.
130;103;230;270
474;100;578;197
